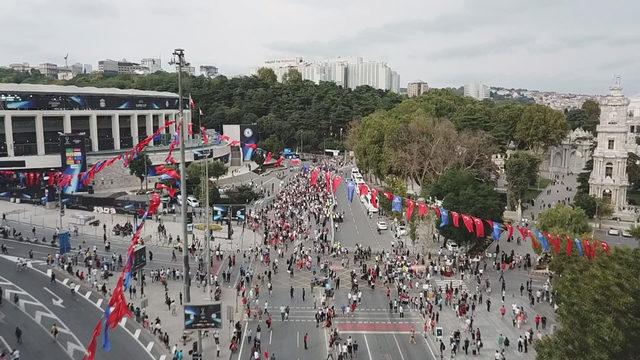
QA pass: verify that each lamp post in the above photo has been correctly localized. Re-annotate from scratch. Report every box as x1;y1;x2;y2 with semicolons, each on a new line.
170;49;191;303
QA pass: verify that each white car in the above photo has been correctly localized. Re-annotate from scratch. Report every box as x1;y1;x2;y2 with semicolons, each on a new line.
376;221;388;230
446;242;459;252
622;229;632;238
351;167;360;175
608;228;620;236
186;196;200;208
396;225;407;236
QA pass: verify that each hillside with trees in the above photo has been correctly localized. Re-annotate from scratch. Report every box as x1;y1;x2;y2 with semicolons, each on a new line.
0;67;402;152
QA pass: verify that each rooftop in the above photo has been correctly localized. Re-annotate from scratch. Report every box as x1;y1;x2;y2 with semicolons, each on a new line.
0;83;178;98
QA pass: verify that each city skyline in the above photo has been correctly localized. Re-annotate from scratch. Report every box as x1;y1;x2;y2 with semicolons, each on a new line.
1;0;639;95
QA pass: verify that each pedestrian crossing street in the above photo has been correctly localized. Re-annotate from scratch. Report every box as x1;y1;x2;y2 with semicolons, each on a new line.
252;305;425;325
433;278;469;293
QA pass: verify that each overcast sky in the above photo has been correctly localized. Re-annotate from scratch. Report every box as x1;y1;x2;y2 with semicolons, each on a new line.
2;0;639;95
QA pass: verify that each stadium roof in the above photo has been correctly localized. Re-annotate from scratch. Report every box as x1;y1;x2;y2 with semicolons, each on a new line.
0;83;178;98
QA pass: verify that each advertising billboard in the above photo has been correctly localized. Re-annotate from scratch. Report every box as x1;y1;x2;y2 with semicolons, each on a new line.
184;303;222;330
59;134;87;194
212;205;246;222
240;124;257;161
0;92;180;111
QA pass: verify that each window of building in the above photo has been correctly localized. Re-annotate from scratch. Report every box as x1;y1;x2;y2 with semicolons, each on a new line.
605;162;613;177
631;126;635;133
608;139;615;150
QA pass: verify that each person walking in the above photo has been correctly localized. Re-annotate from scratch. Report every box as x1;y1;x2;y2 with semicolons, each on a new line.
304;333;308;350
50;323;59;341
14;327;22;344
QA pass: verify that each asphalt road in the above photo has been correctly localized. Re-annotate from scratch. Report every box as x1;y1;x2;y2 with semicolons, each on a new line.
0;256;152;360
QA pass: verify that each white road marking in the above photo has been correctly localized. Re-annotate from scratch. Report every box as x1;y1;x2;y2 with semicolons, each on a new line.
238;322;249;358
120;317;127;326
84;291;92;298
159;356;166;360
363;334;373;360
134;329;141;339
96;298;103;307
62;278;69;285
421;334;437;360
145;341;154;352
393;334;406;360
0;336;11;352
43;287;65;308
269;329;272;345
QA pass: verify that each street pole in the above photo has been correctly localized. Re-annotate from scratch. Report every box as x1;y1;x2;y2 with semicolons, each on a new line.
171;48;191;304
205;153;212;300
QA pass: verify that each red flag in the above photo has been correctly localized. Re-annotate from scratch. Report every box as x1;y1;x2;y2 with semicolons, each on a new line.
325;172;331;193
461;214;474;234
450;211;460;227
516;225;528;242
591;240;598;259
583;239;591;259
265;152;272;164
358;184;368;196
565;235;573;256
405;199;415;221
187;122;193;136
83;321;102;360
310;168;319;186
433;207;441;219
383;191;393;201
370;189;378;209
200;127;209;144
530;232;540;250
506;224;513;240
472;217;484;238
331;175;342;194
417;202;428;217
274;156;284;167
601;241;610;255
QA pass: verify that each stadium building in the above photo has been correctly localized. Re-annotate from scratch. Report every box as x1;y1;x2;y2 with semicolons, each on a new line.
0;83;229;171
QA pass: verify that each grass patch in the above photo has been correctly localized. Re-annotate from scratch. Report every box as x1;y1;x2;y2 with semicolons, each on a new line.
193;224;224;232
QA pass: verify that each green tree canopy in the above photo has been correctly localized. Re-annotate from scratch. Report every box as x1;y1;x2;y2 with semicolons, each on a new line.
581;99;601;130
505;151;541;209
427;168;504;244
128;152;151;190
535;247;640;360
537;204;591;237
515;104;568;152
256;67;277;83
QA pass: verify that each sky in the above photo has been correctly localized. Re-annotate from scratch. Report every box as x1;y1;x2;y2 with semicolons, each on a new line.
2;0;639;95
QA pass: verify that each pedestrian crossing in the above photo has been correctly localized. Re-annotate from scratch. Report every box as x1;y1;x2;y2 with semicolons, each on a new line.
433;279;468;293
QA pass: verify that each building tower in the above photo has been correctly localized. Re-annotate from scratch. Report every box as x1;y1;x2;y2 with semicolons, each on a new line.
589;76;630;212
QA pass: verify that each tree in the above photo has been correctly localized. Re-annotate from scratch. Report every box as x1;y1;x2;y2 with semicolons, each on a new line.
259;135;284;154
515;104;568;152
565;109;590;131
581;99;600;132
256;67;277;84
537;204;591;237
504;151;540;209
207;160;228;181
626;152;640;193
428;168;504;245
572;193;598;218
535;247;640;360
197;182;221;207
281;68;302;84
128;152;152;190
186;160;228;196
594;197;613;229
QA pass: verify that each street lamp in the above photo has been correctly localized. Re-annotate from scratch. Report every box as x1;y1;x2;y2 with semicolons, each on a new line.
169;49;191;303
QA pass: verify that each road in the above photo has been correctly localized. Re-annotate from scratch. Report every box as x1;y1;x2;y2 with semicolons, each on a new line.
0;255;153;360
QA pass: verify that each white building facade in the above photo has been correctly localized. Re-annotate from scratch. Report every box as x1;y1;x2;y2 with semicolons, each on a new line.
253;57;400;93
141;58;162;73
589;78;631;213
464;82;490;100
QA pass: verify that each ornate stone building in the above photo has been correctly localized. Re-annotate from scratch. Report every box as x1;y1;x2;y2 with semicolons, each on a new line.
589;77;631;212
543;128;594;175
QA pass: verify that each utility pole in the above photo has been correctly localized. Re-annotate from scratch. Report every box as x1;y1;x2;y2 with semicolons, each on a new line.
170;49;191;304
204;151;212;300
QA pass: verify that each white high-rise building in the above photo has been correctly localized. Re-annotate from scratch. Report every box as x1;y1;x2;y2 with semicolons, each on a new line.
141;58;162;73
253;57;400;93
464;82;490;100
199;65;219;78
407;81;429;97
589;77;631;213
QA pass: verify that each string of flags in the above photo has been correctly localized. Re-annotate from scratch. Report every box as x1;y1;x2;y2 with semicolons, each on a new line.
337;174;610;260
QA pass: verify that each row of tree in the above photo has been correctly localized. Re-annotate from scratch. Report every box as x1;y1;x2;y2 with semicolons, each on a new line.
0;67;402;152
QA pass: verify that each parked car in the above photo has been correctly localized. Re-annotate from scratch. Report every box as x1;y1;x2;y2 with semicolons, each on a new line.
622;229;632;237
376;221;388;230
607;228;620;236
186;196;200;208
396;225;407;236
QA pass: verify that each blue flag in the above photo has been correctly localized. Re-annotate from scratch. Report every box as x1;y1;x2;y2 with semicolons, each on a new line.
439;208;449;228
574;239;583;256
347;181;355;203
535;230;549;252
102;306;112;351
492;222;502;241
392;195;402;212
